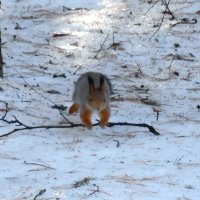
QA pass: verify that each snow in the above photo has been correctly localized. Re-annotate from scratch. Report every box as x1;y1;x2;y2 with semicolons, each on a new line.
0;0;200;199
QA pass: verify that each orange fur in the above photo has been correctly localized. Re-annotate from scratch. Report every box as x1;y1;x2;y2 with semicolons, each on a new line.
69;103;80;114
80;109;92;129
69;72;112;129
99;108;110;127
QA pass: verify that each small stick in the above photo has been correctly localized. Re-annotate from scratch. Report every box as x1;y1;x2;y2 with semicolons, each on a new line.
107;122;160;135
73;65;82;75
94;34;109;59
0;31;4;78
149;0;173;40
149;12;165;40
33;189;46;200
145;0;160;15
88;184;100;196
113;140;120;147
24;161;56;170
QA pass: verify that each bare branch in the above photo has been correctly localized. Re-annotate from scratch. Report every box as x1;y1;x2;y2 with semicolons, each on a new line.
0;118;160;138
0;102;160;138
107;122;160;135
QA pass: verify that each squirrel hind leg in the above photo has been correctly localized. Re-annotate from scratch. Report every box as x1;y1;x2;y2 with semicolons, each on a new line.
69;103;80;114
99;109;110;128
80;109;92;129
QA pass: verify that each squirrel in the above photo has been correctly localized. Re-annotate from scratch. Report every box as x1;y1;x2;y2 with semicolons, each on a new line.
69;72;112;129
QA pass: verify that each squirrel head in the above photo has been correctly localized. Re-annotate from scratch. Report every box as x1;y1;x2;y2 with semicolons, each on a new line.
87;75;107;111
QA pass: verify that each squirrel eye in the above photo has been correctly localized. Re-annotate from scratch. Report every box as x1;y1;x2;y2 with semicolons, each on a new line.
90;98;93;102
103;99;106;103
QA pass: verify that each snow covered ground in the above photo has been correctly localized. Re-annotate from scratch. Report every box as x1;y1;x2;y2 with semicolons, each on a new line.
0;0;200;199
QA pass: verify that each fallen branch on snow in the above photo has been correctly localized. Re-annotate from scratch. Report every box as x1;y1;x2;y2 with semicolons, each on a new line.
0;119;160;138
0;101;160;138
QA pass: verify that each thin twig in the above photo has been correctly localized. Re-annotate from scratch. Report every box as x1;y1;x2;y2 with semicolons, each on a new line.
73;65;82;75
22;79;73;124
145;0;160;15
161;0;174;17
105;32;122;50
107;122;160;135
94;34;109;59
59;110;74;125
149;0;173;40
0;30;4;78
62;6;89;11
88;184;100;196
149;11;165;40
24;161;56;170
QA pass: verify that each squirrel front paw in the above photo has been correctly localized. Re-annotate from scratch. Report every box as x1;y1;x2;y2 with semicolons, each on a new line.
69;103;80;114
99;109;110;128
80;110;92;129
84;121;93;130
99;120;107;128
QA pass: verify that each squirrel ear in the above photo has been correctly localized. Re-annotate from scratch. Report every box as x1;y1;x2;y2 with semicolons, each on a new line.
99;75;104;91
88;75;95;94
